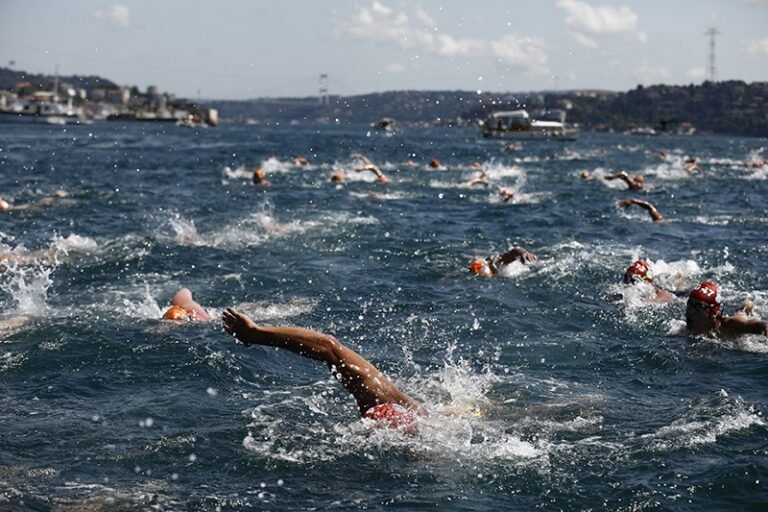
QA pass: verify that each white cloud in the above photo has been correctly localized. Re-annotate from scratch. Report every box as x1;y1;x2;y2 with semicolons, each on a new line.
490;35;550;76
570;32;597;48
687;67;707;81
336;2;548;76
745;37;768;56
556;0;645;46
336;2;483;56
631;59;671;85
385;62;406;73
93;5;130;28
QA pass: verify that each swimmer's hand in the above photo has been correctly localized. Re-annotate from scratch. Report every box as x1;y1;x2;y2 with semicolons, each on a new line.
222;307;260;346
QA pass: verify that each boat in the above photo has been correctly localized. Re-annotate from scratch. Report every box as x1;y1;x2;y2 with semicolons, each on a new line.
0;98;86;125
480;109;574;139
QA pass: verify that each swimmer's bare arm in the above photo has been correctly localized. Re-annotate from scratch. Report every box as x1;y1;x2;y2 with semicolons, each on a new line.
605;171;633;189
495;247;537;267
617;198;664;222
721;315;768;336
222;308;418;414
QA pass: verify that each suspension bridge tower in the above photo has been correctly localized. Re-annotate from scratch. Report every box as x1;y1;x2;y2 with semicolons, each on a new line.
705;27;720;82
318;74;329;105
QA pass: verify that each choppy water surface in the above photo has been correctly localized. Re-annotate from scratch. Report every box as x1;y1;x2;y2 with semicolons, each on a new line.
1;122;767;511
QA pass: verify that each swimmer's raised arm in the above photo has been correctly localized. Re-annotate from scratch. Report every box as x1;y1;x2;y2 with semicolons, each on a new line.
222;308;419;414
617;198;664;222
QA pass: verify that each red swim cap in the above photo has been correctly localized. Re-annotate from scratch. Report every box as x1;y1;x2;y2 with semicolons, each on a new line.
163;305;190;321
688;281;722;315
363;403;417;432
624;260;653;284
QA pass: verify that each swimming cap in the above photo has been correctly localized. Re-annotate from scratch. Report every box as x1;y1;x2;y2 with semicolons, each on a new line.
469;259;492;277
624;260;653;284
688;281;722;315
163;305;190;321
363;403;417;432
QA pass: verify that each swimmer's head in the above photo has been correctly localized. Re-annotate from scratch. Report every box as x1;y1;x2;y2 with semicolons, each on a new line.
623;260;653;285
331;172;345;182
428;159;441;169
580;170;590;179
687;281;722;316
469;259;492;277
162;305;190;321
0;198;11;211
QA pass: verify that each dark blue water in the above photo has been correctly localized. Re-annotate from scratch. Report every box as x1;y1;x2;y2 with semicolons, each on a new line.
1;121;767;511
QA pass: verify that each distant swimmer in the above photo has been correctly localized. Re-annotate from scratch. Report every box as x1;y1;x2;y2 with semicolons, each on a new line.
499;187;516;203
330;171;346;183
684;156;700;174
0;190;70;212
162;288;211;321
605;171;644;191
468;246;537;277
222;307;422;429
686;281;767;337
465;171;491;188
291;156;309;166
428;158;442;169
252;167;271;187
617;198;664;223
351;152;390;183
623;259;675;303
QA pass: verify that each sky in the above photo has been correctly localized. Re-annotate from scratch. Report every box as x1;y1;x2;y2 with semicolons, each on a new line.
1;0;766;100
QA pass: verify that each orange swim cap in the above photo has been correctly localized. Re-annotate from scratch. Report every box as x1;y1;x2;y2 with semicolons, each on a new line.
469;259;492;277
163;305;189;321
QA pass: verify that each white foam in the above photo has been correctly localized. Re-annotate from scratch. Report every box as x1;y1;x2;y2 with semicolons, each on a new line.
0;262;52;315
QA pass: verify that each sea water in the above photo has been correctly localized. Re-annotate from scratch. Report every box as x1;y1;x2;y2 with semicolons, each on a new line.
1;122;767;511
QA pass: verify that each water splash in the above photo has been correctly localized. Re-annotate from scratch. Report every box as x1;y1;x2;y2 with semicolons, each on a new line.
0;261;53;315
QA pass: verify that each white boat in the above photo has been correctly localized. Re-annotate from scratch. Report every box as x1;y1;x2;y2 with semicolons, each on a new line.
480;109;573;139
0;99;86;125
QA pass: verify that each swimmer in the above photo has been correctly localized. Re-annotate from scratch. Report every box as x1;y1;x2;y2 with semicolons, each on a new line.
685;281;768;337
330;171;346;183
605;171;644;191
291;156;309;166
222;308;422;426
580;170;593;180
617;198;664;223
0;190;70;212
498;188;516;203
684;156;700;174
351;153;390;183
162;288;210;321
466;171;491;188
469;246;537;277
428;158;442;169
252;167;271;187
623;259;675;303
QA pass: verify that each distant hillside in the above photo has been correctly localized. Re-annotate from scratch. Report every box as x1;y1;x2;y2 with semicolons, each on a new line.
2;66;766;137
0;67;118;96
208;81;768;138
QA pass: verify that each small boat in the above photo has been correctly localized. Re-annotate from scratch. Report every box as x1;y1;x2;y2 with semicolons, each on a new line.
480;109;573;139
